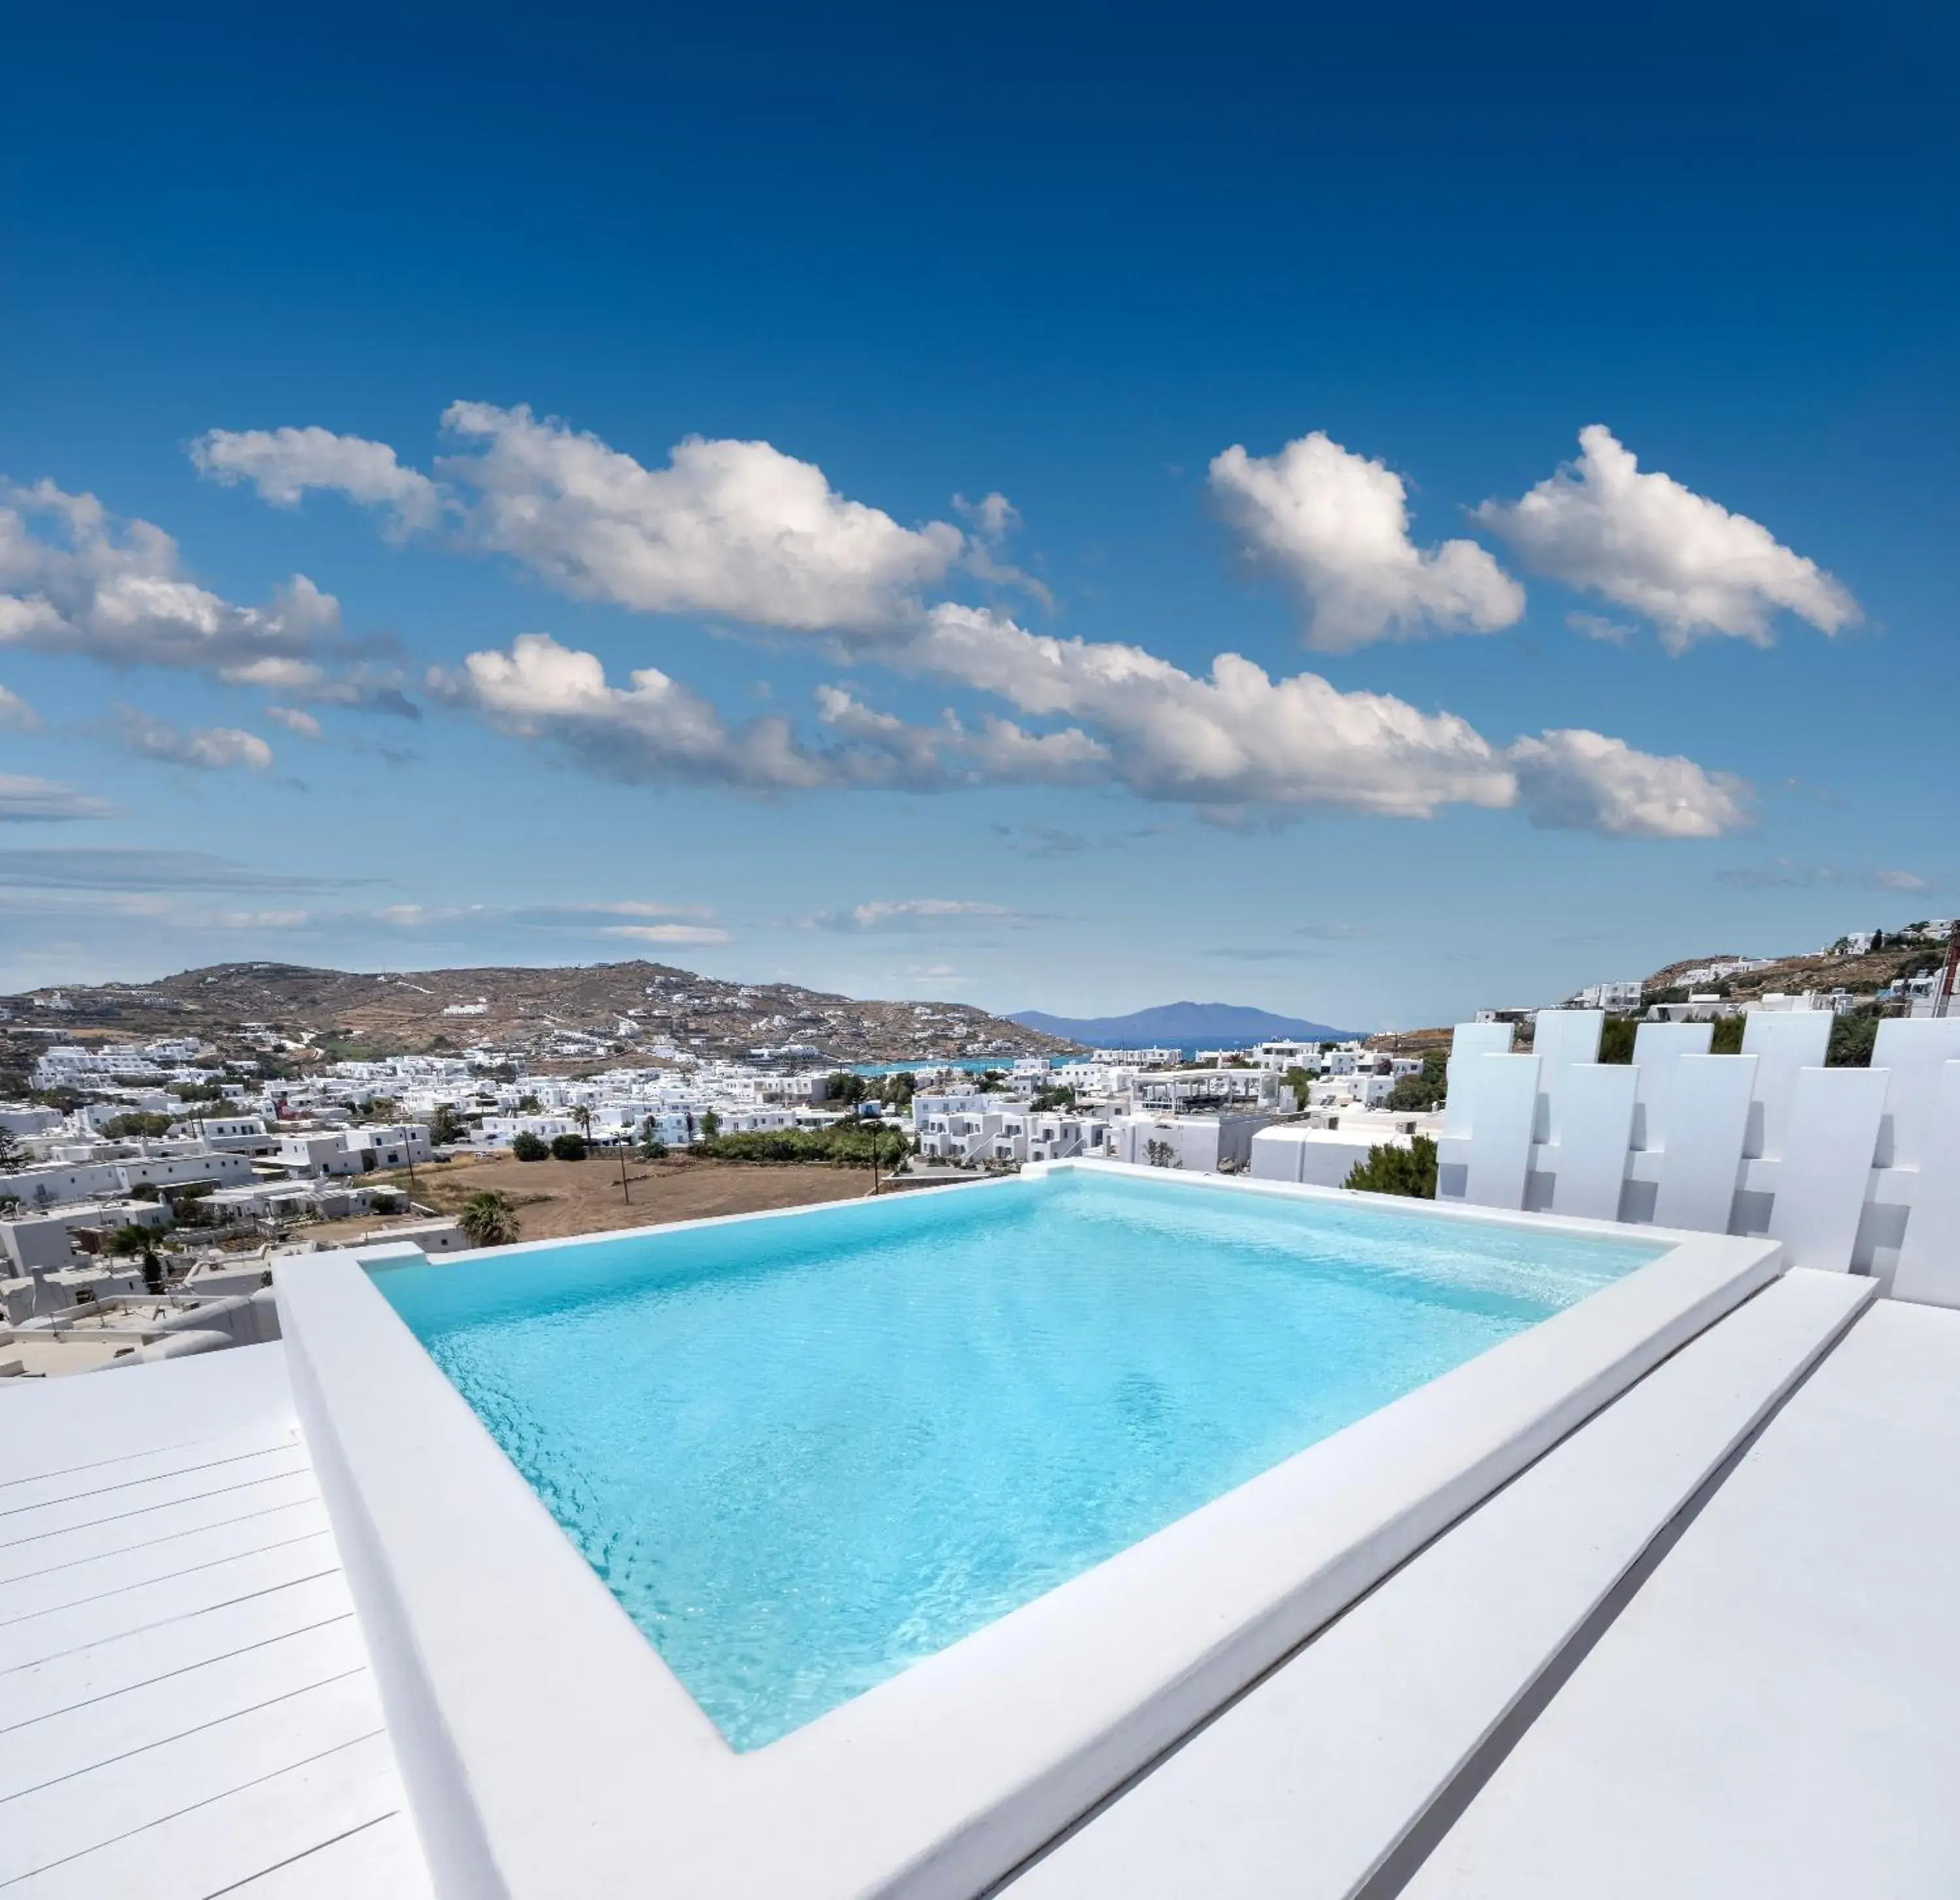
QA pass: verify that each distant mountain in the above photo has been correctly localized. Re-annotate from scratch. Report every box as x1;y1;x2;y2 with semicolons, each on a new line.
1009;1002;1364;1049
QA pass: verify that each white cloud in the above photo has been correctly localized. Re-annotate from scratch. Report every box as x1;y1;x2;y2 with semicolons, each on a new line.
265;705;323;739
1507;728;1750;838
434;611;1748;837
427;632;838;791
1208;433;1524;651
1475;426;1859;651
191;403;1050;634
600;923;733;945
1567;611;1634;644
0;685;39;730
0;774;116;822
430;632;1105;793
808;898;1028;932
112;707;274;773
190;425;446;532
439;401;966;631
0;480;343;681
904;604;1517;816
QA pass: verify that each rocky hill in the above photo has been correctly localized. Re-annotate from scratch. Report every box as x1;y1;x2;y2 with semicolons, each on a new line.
0;962;1079;1068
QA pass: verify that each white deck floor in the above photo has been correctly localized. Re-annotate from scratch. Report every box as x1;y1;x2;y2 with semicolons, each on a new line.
0;1345;432;1899
1402;1296;1960;1899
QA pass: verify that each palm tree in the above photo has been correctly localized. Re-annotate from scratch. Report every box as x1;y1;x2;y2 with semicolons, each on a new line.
573;1105;593;1146
457;1191;521;1249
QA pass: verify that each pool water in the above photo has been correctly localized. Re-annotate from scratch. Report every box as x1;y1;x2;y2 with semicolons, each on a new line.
376;1172;1660;1749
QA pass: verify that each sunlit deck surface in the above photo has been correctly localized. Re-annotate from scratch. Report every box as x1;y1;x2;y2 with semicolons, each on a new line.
0;1345;431;1899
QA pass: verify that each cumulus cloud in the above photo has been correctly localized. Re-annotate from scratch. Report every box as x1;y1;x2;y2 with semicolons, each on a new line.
190;425;447;532
904;605;1517;815
428;632;1105;793
0;479;344;682
0;685;39;730
1476;426;1859;650
1567;612;1635;645
1208;432;1524;651
264;705;323;739
433;610;1749;837
112;707;274;773
1507;729;1750;838
0;775;117;822
198;404;985;634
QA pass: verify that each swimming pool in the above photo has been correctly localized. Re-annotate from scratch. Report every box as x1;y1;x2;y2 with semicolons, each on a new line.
374;1170;1661;1749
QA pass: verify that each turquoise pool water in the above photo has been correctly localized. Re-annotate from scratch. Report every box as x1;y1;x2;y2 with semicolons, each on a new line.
376;1173;1661;1750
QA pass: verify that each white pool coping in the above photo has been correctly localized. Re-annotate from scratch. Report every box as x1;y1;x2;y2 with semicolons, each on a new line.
274;1160;1784;1900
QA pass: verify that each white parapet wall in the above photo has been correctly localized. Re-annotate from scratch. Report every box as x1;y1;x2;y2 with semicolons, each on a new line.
1437;1013;1960;1302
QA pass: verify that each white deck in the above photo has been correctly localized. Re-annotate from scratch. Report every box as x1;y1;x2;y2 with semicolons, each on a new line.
1403;1296;1960;1899
0;1345;432;1899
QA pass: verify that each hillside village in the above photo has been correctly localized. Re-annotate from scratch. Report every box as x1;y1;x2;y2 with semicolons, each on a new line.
1;916;1953;1376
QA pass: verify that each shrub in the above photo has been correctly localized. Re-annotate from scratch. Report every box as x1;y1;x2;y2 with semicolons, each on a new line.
694;1126;908;1169
1343;1135;1438;1198
1827;1012;1880;1068
1598;1018;1639;1064
1708;1015;1746;1055
511;1130;550;1161
549;1132;587;1161
104;1112;174;1138
1388;1051;1448;1112
457;1190;521;1248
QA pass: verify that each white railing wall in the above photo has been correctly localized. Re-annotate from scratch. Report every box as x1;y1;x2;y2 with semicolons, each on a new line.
1435;1013;1960;1305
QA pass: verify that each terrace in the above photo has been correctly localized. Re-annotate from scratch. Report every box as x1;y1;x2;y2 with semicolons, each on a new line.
5;1154;1958;1897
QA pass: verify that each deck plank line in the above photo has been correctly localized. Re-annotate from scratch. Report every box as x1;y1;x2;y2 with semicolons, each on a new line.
1;1568;344;1674
0;1613;355;1736
0;1668;370;1805
0;1498;325;1593
201;1813;404;1899
0;1528;335;1630
0;1470;318;1557
0;1432;293;1497
0;1444;299;1519
0;1729;386;1891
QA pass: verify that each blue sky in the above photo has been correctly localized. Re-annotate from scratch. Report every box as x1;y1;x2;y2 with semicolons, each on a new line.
1;3;1954;1026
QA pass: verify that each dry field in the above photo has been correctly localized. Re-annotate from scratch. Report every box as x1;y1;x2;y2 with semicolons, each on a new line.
308;1151;877;1246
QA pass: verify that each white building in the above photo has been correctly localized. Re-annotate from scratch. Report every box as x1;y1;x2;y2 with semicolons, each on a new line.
1572;981;1644;1011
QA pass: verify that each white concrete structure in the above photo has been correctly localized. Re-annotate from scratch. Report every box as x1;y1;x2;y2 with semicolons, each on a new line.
1431;1014;1960;1285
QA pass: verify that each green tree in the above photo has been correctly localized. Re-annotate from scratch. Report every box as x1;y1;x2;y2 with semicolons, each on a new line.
511;1130;550;1161
1827;1012;1880;1068
572;1106;593;1147
698;1108;721;1139
1388;1052;1448;1113
515;1092;544;1115
825;1071;867;1106
549;1132;587;1161
104;1112;174;1138
1030;1084;1079;1113
1282;1066;1313;1111
1598;1018;1639;1064
105;1223;167;1292
457;1191;521;1248
429;1104;467;1146
1343;1136;1438;1198
1143;1138;1179;1168
1708;1015;1746;1055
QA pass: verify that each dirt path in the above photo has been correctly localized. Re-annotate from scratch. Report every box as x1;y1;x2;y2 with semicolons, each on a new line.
308;1153;877;1245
